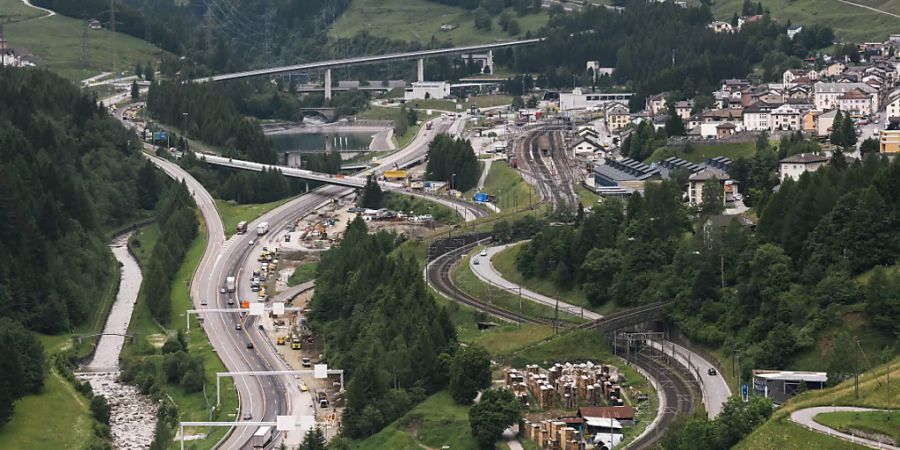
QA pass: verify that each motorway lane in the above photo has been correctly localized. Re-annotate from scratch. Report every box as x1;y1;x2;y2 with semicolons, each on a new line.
142;153;270;449
138;110;474;448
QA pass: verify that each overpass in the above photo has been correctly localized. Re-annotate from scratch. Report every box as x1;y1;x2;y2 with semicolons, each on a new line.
193;38;542;99
197;153;403;190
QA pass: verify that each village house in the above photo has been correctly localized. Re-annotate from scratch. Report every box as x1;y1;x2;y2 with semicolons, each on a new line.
742;101;779;131
708;21;734;33
674;100;694;120
779;153;829;182
815;109;839;138
645;92;669;116
820;62;847;78
838;88;875;115
813;82;879;112
771;104;802;131
716;122;737;138
886;89;900;119
686;168;737;205
606;103;631;131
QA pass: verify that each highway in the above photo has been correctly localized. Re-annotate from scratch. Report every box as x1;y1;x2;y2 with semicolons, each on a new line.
195;39;541;83
139;108;482;448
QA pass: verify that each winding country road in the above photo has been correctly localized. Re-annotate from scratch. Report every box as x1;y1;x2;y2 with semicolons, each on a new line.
790;406;900;450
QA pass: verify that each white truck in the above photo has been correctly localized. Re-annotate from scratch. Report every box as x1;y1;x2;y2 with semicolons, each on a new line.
252;426;273;449
257;221;269;235
226;276;235;293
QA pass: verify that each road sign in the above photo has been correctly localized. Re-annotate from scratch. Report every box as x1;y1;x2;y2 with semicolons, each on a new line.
741;384;749;402
276;415;295;431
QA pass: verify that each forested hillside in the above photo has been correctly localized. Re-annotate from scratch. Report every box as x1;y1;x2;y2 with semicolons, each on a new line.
146;81;276;163
518;152;900;379
0;67;156;431
497;1;834;108
0;68;150;333
32;0;351;75
309;218;457;437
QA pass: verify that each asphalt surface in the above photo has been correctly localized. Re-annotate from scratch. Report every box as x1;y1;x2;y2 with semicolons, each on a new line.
425;239;699;449
469;244;601;320
645;340;732;419
140;111;476;448
789;406;900;450
469;242;731;418
426;240;543;325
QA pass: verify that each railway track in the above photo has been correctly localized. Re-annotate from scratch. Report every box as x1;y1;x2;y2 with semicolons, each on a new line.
425;235;695;449
516;130;579;208
624;346;698;450
427;240;544;325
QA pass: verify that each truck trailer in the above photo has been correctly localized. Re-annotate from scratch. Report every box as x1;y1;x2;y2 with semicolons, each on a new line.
236;221;248;234
257;222;269;235
252;426;274;449
226;276;236;293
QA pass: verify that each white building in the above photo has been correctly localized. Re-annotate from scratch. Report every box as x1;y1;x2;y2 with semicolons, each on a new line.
559;88;633;112
742;102;778;131
572;135;604;155
404;81;451;100
813;82;878;112
886;89;900;119
771;104;802;131
837;88;875;116
606;103;631;131
708;21;734;33
779;153;828;182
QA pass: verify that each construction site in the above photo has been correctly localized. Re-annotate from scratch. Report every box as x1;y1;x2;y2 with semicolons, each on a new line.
503;360;652;450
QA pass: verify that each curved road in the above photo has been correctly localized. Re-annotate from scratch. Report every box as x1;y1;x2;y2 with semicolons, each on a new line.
425;240;699;449
471;242;731;418
790;407;900;450
139;109;479;448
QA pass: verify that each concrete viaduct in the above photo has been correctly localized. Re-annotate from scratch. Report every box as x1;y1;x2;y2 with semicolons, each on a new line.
192;38;541;99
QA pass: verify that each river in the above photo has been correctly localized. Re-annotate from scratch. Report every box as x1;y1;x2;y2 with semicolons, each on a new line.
77;232;157;449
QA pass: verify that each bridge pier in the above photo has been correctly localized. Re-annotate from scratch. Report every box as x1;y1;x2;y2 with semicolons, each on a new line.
486;50;493;74
325;69;332;100
417;58;424;83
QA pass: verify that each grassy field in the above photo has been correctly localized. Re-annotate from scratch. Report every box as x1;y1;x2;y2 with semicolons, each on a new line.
734;418;873;450
1;0;166;81
814;410;899;442
453;249;587;325
329;0;549;46
470;161;539;212
709;0;896;42
575;184;600;206
646;141;757;164
0;371;93;450
383;191;462;224
215;198;293;238
353;391;479;450
735;356;900;450
129;223;161;266
125;214;240;449
288;262;319;286
490;243;621;316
